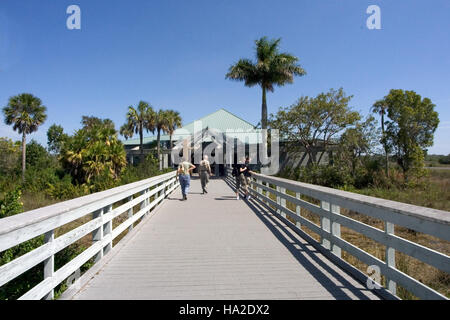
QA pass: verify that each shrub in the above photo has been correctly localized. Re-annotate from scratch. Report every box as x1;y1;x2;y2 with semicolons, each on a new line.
120;153;163;185
23;167;63;194
45;174;89;200
0;188;23;218
25;140;52;168
286;164;353;188
438;154;450;165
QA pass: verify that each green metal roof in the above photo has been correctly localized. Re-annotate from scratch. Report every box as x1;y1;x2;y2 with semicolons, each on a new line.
123;108;260;146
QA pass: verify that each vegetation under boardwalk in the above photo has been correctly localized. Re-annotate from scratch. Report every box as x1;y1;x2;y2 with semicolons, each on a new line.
67;178;379;300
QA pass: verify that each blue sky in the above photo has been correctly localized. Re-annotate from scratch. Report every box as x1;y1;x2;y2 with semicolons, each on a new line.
0;0;449;154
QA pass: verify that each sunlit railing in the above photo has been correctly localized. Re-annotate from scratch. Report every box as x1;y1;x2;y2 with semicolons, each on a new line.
226;169;450;300
0;171;178;300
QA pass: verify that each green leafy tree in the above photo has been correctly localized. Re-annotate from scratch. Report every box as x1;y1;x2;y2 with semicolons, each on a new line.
165;110;182;149
270;88;361;165
47;124;69;154
26;140;52;168
337;115;379;179
226;36;306;129
0;137;21;175
3;93;47;181
120;101;156;161
380;89;439;181
61;117;127;185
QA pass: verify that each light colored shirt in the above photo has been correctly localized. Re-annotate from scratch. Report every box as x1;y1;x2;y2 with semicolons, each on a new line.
178;161;192;175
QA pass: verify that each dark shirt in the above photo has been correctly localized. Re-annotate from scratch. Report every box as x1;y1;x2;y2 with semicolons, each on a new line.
233;164;245;176
243;162;252;177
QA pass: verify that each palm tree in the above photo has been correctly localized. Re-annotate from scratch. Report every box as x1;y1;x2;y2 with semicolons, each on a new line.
154;109;170;166
120;101;156;161
119;123;134;140
226;37;306;129
3;93;47;181
165;110;182;149
372;100;389;176
62;122;126;184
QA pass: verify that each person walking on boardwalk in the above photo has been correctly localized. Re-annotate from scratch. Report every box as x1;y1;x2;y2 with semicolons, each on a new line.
232;158;247;200
199;155;212;194
177;158;195;200
241;156;254;200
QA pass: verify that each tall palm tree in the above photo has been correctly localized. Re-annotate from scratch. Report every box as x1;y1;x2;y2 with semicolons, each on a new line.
372;100;389;176
120;101;155;161
165;110;182;149
154;109;170;165
3;93;47;181
226;37;306;129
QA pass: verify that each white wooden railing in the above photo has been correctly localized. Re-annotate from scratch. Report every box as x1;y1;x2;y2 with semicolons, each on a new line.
0;171;178;300
226;170;450;300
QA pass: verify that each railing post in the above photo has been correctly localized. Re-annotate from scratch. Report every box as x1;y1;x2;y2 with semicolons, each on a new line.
256;178;262;202
141;189;147;218
127;195;133;232
320;201;341;257
156;184;160;203
263;181;268;204
103;204;112;255
320;201;331;250
295;192;302;229
279;186;286;219
385;221;397;295
276;186;281;215
163;179;168;198
159;182;164;201
92;208;104;263
330;204;341;258
43;230;54;300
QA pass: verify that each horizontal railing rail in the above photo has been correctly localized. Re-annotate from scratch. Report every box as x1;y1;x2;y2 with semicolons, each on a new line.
0;171;179;300
225;169;449;300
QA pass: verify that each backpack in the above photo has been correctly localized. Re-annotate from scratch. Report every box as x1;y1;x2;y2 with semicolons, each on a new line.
199;160;210;172
231;166;238;177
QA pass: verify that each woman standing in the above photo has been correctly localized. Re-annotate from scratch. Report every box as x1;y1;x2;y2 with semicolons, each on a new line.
177;159;195;200
199;155;212;194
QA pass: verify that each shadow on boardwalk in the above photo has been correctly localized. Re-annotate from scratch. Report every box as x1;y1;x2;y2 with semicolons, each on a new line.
69;177;379;300
223;177;378;300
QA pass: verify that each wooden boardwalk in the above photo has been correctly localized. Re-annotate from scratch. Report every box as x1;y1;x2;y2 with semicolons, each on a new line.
69;177;379;300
